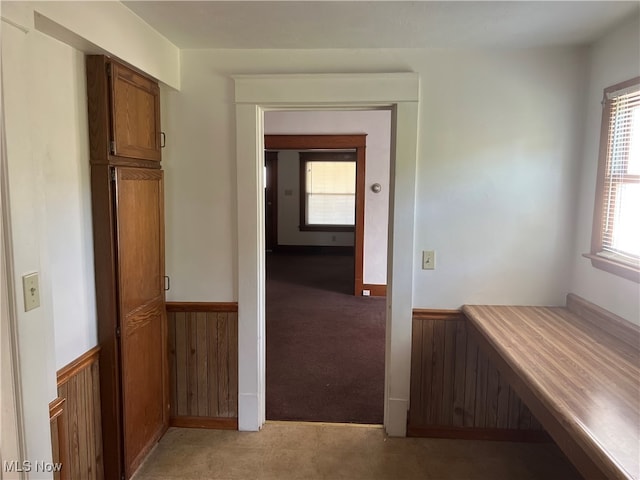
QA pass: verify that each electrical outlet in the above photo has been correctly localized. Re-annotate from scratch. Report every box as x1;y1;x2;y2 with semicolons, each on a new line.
422;251;435;270
362;289;371;296
22;272;40;311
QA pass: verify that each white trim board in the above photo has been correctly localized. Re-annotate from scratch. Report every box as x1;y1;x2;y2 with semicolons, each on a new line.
234;73;419;436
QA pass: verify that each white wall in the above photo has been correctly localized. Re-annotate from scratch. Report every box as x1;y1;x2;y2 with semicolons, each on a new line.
569;14;640;324
36;41;97;370
265;110;391;285
165;47;586;305
413;49;588;308
1;1;181;472
2;3;98;370
31;0;180;89
3;11;60;473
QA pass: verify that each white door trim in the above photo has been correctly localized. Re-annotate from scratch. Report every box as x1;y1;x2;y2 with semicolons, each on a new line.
234;73;419;435
1;52;27;474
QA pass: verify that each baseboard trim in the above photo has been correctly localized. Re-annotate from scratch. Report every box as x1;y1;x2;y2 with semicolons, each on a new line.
386;398;408;437
362;284;386;296
412;309;463;321
170;416;238;430
166;302;238;312
57;345;101;387
407;425;551;443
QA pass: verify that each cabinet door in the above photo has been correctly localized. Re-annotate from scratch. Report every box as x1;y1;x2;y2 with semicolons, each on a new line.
114;167;168;477
111;62;162;162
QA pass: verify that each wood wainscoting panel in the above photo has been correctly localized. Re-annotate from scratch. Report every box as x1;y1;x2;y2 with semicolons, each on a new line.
49;397;67;480
167;303;239;427
408;310;546;441
56;346;104;480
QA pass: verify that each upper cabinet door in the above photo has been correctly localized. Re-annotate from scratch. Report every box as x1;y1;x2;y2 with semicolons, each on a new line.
110;62;162;162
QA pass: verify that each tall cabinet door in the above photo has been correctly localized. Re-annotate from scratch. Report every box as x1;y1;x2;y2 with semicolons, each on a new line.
114;167;168;477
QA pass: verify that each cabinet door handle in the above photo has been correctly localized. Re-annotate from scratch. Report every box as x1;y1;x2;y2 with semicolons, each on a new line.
160;132;166;148
164;275;170;291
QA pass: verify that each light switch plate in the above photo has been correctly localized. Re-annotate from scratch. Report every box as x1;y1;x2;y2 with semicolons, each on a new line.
422;251;435;270
22;272;40;312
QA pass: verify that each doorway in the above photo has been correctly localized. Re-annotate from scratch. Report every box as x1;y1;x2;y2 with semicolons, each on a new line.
265;134;369;296
234;72;420;435
264;130;388;424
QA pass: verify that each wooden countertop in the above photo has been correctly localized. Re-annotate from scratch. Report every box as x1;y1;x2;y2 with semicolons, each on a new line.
462;302;640;480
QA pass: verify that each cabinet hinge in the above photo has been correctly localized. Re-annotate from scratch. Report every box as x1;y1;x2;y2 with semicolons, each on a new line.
116;326;121;338
106;63;112;77
110;168;116;182
110;140;116;155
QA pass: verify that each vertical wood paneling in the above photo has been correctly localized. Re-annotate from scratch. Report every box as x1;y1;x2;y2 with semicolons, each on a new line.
463;336;478;427
410;318;424;425
188;312;198;414
409;311;545;440
420;320;434;425
228;312;239;415
167;303;239;427
217;313;230;416
207;312;220;417
49;397;66;480
169;313;178;418
56;347;104;480
429;321;446;425
496;374;510;428
441;321;457;425
508;390;522;429
452;320;467;427
485;354;500;428
474;347;489;428
174;312;188;417
196;313;208;416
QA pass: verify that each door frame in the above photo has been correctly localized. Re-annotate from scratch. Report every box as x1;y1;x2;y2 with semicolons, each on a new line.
234;73;419;436
1;64;26;471
264;134;366;295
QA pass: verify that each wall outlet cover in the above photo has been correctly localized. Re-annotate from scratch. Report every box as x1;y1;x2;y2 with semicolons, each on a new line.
422;250;435;270
22;272;40;312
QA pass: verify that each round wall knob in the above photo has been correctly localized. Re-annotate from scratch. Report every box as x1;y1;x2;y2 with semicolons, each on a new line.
371;183;382;193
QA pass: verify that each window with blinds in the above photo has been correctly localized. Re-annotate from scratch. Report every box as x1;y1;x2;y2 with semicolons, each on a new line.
589;76;640;281
299;152;356;231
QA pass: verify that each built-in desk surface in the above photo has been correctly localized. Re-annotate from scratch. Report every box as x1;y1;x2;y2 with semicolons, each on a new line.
462;301;639;480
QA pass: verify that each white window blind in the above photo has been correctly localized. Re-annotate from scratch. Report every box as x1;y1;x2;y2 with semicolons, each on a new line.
599;81;640;263
305;160;356;225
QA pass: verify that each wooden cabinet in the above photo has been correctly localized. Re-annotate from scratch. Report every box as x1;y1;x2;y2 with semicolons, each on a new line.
110;62;162;161
86;56;168;480
87;56;162;166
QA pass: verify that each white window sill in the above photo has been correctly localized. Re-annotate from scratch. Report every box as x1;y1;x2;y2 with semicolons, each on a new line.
583;253;640;283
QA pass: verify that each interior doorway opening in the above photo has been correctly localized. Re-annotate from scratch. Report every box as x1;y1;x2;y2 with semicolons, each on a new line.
234;72;420;435
263;112;391;424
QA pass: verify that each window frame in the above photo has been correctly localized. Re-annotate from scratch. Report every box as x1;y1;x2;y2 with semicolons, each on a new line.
585;76;640;283
299;151;357;233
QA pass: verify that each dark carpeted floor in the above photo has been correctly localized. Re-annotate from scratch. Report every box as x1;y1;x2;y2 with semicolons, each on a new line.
266;252;386;424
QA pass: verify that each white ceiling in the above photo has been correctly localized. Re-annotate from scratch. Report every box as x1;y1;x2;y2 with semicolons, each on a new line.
122;1;640;49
